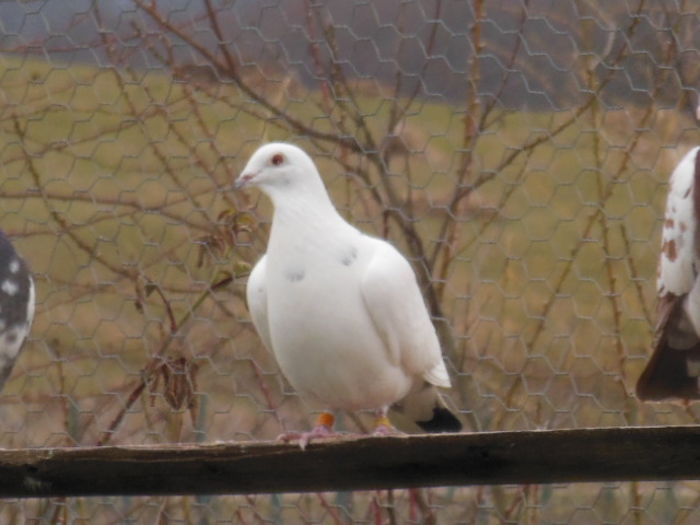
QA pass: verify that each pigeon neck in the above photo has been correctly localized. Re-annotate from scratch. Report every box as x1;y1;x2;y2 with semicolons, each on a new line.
270;190;344;226
266;179;341;220
267;187;354;253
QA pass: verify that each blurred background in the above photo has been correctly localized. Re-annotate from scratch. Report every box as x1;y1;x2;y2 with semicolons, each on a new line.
1;0;699;522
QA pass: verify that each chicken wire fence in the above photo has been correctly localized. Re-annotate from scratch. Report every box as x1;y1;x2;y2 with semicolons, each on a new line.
0;0;698;523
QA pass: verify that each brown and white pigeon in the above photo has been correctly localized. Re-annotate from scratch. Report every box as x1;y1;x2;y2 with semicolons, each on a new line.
237;142;461;446
637;146;700;400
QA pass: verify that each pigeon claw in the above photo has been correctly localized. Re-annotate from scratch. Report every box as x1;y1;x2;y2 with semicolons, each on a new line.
278;424;338;450
278;411;338;450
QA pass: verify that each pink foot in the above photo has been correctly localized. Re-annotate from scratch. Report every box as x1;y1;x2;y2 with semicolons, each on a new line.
278;424;339;450
372;424;399;436
278;411;338;450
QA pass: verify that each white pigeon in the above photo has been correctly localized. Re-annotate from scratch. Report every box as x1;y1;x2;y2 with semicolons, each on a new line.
637;146;700;400
237;142;461;444
0;230;34;390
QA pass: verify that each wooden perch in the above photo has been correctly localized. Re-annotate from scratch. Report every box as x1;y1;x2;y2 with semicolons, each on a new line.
1;426;700;498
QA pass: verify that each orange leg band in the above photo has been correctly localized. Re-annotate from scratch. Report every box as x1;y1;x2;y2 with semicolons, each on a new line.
316;411;335;429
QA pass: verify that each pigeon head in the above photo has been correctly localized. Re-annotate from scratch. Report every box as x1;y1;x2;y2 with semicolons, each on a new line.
235;143;327;199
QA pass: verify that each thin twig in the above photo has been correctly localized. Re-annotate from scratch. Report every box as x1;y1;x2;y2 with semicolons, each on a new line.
96;274;233;446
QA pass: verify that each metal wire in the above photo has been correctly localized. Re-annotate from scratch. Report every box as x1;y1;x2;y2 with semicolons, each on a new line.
0;0;699;522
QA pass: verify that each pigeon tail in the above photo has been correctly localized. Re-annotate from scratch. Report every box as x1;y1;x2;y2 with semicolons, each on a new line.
396;382;462;433
637;294;700;400
416;406;462;433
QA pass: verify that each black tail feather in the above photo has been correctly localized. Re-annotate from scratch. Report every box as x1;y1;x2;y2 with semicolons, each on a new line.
416;406;462;433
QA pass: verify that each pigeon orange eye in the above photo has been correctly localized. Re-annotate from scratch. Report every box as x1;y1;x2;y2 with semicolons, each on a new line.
271;153;284;166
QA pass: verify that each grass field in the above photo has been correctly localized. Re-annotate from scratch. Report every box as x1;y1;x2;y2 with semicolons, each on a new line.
2;53;700;523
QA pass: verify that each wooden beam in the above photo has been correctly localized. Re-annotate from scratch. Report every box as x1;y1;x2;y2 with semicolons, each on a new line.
1;426;700;498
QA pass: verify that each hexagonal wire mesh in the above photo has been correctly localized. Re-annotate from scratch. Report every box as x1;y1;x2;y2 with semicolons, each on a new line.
0;0;698;522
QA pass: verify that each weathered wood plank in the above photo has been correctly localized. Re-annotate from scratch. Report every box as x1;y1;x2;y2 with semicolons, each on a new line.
1;426;699;498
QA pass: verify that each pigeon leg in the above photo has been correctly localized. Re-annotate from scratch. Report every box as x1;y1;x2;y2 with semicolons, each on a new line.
278;411;339;450
372;407;399;435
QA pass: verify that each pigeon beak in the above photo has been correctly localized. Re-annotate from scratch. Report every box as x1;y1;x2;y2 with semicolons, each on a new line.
234;172;256;190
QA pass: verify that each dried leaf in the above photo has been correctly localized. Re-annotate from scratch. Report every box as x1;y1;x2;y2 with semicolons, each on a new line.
233;260;252;278
144;281;159;297
161;357;199;411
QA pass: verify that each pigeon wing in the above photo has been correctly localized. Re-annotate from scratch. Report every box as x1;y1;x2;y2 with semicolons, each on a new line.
0;233;34;389
245;255;273;352
360;239;451;388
